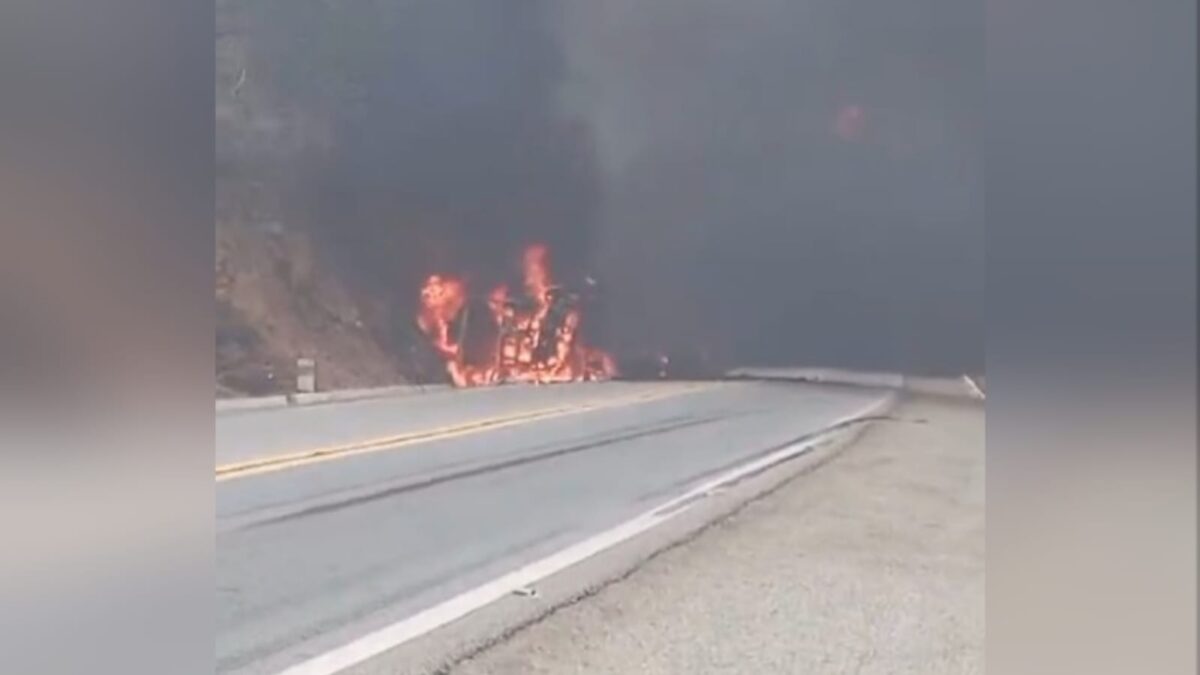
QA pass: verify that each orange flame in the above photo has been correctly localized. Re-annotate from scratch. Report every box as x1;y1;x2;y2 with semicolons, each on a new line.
416;244;616;387
417;275;465;360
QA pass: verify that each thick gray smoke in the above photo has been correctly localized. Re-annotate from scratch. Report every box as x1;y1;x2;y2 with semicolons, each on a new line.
233;0;981;374
562;0;982;373
238;0;600;295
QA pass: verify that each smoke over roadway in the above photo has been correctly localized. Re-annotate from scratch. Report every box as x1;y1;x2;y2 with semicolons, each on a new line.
563;0;982;373
237;0;981;375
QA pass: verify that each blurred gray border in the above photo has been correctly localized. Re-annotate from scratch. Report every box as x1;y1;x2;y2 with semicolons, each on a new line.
987;1;1197;673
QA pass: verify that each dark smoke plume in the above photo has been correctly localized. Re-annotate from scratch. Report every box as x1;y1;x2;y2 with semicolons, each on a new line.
230;0;981;374
564;0;982;374
238;0;600;304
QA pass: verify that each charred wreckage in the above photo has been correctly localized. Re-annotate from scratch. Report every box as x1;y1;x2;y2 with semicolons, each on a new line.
415;243;718;387
415;244;616;387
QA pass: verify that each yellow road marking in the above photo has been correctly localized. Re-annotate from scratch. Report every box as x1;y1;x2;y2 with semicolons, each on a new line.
216;384;715;481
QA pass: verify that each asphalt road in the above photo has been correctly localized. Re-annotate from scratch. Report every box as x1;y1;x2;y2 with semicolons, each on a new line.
216;380;889;674
448;395;985;675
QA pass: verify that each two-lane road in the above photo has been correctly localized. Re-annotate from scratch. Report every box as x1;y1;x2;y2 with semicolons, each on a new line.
216;380;889;674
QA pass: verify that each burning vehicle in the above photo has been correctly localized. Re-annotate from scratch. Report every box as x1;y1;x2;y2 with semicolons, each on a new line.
417;244;616;387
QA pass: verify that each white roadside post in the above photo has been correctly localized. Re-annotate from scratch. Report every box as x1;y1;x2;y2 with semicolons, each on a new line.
296;358;316;393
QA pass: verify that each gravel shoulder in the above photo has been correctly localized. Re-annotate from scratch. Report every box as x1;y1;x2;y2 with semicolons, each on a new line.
450;394;984;675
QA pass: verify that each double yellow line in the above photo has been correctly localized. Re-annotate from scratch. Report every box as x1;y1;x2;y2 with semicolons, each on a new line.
216;384;713;481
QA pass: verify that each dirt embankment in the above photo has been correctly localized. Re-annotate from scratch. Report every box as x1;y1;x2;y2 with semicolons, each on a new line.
216;223;409;397
216;2;422;397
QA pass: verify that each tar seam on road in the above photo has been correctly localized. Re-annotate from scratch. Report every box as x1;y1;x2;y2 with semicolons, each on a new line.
649;414;895;518
243;414;732;530
216;384;715;481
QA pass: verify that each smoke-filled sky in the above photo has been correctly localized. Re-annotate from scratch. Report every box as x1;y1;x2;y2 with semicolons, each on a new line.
239;0;981;374
561;0;982;372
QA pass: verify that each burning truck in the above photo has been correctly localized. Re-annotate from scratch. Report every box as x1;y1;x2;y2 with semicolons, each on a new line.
416;244;616;387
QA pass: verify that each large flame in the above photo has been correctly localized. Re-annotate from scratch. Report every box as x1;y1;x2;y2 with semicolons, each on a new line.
416;244;616;387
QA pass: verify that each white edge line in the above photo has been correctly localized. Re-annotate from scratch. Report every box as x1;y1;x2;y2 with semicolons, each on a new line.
276;394;893;675
962;374;986;400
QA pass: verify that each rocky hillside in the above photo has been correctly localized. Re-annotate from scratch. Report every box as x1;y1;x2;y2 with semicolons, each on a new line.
215;222;412;396
215;0;416;396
